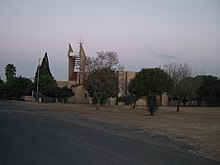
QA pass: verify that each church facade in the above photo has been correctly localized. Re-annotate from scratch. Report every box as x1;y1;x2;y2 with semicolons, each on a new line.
57;43;90;104
57;43;168;106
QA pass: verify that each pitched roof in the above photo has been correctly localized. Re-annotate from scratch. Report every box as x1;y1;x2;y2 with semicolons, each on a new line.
68;43;73;52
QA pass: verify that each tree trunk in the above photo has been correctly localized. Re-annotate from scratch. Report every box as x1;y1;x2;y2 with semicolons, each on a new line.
96;100;101;110
132;100;137;109
197;99;202;107
150;111;154;116
96;105;100;110
148;95;157;116
176;100;180;112
159;94;162;106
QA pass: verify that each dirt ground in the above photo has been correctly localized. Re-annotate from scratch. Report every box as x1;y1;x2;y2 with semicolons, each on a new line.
21;102;220;161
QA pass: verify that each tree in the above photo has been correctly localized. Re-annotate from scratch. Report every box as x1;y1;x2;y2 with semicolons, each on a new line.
84;51;123;110
173;75;220;107
128;76;142;108
56;86;74;103
163;62;192;86
34;52;57;97
85;68;119;109
136;68;173;115
0;78;6;99
173;77;197;110
216;79;220;105
117;95;133;106
163;62;192;111
39;52;53;77
5;64;16;81
5;76;33;100
196;75;220;106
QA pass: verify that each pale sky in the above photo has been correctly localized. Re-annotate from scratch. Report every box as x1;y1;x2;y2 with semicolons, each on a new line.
0;0;220;80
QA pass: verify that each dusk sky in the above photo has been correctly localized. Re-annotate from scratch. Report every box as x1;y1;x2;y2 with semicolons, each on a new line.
0;0;220;81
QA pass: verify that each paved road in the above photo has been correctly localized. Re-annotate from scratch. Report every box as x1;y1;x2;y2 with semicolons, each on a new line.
0;101;218;165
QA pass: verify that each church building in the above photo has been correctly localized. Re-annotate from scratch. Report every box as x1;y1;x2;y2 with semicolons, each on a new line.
57;43;168;106
57;43;89;104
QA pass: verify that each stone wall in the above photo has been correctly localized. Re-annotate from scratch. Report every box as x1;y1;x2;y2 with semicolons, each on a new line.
118;71;136;97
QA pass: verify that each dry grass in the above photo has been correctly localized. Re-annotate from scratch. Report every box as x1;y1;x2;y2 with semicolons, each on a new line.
21;102;220;161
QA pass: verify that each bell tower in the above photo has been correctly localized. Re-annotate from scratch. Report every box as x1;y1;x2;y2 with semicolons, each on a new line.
67;42;86;84
79;42;86;84
68;43;75;81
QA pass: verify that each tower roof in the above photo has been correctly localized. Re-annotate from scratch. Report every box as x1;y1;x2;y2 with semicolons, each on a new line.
68;43;73;52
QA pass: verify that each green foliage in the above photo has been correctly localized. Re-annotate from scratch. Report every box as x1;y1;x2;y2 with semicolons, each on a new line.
117;95;133;106
91;94;108;106
34;53;57;97
85;68;119;108
167;76;199;110
128;77;142;108
168;75;220;107
134;68;173;115
56;86;74;103
0;78;6;99
5;76;33;100
174;77;197;100
147;95;158;116
85;51;122;110
5;64;16;81
138;68;173;96
216;79;220;104
38;74;57;97
39;52;53;77
197;75;220;106
163;62;192;111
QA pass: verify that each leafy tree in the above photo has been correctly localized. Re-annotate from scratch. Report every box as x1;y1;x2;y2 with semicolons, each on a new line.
136;68;173;115
172;75;220;107
5;76;33;100
39;52;53;77
163;62;192;111
197;75;220;106
216;79;220;105
0;78;6;99
56;86;74;103
117;95;133;106
37;74;57;97
128;77;142;108
85;51;123;110
167;74;220;108
190;76;203;106
5;64;16;81
173;77;197;110
85;68;119;109
34;53;57;97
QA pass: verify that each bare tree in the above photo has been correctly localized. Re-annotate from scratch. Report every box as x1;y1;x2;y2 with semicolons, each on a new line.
163;62;192;85
84;51;123;110
163;62;192;111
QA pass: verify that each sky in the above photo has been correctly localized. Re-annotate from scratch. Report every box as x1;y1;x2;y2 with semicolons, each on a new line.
0;0;220;81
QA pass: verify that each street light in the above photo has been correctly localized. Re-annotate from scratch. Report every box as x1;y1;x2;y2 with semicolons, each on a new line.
36;58;41;102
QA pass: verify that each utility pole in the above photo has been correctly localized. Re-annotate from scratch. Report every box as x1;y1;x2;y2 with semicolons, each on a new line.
37;58;41;102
